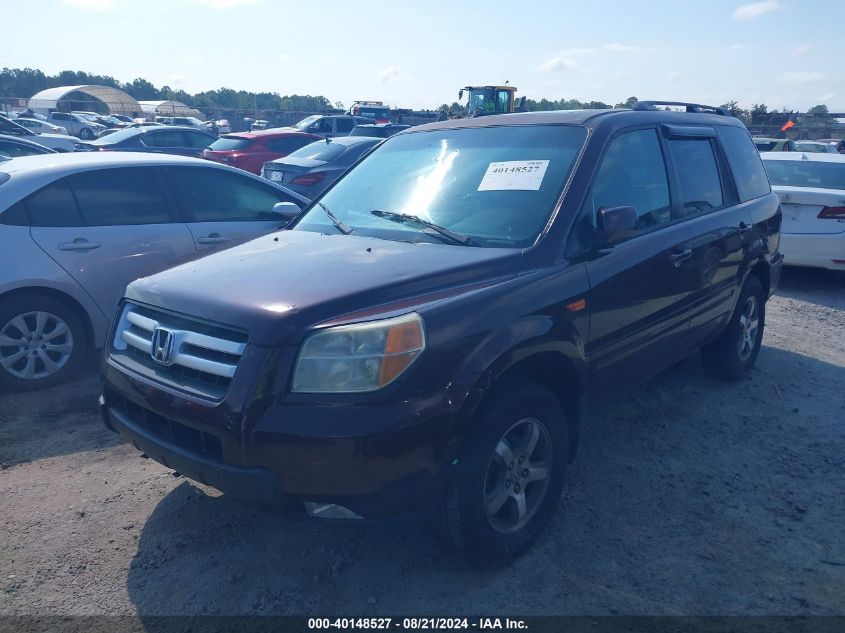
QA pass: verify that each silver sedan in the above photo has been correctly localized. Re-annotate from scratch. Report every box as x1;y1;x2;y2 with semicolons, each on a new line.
0;152;308;390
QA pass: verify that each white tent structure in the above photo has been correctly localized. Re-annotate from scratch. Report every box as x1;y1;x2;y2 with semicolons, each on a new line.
28;85;143;117
138;100;204;120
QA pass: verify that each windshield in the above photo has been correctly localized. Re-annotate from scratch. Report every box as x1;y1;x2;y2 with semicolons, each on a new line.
763;159;845;189
209;136;252;151
292;124;587;248
286;141;346;161
294;115;320;131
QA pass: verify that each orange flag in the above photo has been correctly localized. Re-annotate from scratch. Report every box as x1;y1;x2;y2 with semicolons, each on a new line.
781;120;795;132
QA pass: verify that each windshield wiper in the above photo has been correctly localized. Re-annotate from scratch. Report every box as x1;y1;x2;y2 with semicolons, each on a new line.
369;209;476;246
316;201;354;235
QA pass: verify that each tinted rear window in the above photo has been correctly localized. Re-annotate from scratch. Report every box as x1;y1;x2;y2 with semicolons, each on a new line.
717;127;771;201
25;183;82;227
668;138;724;213
209;136;252;151
763;159;845;189
287;141;346;162
69;168;171;225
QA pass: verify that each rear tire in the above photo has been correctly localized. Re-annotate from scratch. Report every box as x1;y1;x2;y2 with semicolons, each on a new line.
433;377;568;567
701;276;765;381
79;128;94;140
0;293;89;392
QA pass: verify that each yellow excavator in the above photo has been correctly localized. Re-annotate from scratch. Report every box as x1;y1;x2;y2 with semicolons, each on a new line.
458;84;526;117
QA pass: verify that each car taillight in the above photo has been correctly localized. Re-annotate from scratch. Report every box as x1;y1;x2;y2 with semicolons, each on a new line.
290;172;326;187
817;206;845;219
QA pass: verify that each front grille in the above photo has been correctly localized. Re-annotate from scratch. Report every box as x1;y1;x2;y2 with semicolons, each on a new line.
108;389;223;462
110;303;248;400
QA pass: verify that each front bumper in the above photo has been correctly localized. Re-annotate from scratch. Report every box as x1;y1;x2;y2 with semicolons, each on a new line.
102;399;284;506
101;359;465;520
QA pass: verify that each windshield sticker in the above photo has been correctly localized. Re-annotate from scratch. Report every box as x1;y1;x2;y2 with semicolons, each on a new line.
478;160;549;191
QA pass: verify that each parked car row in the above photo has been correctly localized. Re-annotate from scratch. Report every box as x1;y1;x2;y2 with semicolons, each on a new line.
753;136;845;154
0;114;79;152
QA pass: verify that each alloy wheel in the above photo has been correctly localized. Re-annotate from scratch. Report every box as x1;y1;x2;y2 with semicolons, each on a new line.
483;417;552;534
0;311;74;380
737;296;760;362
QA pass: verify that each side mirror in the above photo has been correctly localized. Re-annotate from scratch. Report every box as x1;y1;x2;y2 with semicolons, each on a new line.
598;206;638;246
271;201;302;224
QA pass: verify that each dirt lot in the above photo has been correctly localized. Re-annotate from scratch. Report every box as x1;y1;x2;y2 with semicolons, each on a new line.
1;268;843;617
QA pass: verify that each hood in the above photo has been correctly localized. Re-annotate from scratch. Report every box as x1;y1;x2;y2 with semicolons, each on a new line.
126;230;520;345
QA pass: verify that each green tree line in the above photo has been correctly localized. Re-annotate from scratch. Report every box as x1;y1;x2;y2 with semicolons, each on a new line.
0;67;335;112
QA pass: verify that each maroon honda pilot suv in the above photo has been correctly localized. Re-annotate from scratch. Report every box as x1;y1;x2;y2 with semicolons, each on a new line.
101;102;783;565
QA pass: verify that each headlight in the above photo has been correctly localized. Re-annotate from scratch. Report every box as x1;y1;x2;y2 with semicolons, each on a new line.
292;313;425;393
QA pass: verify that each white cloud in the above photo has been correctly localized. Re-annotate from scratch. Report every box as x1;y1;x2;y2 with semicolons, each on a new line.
665;72;682;82
539;57;577;73
732;0;779;20
317;56;337;65
557;43;638;56
278;53;292;64
60;0;112;9
818;93;835;102
779;71;827;85
378;67;402;84
792;44;811;56
602;43;638;52
183;0;263;9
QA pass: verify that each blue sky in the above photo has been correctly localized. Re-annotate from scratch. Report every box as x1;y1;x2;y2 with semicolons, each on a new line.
7;0;844;111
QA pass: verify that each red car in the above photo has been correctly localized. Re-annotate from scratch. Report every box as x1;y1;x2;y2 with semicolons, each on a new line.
202;129;321;175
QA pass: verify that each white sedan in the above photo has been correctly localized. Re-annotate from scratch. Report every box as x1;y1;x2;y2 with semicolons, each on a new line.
761;152;845;271
13;117;68;136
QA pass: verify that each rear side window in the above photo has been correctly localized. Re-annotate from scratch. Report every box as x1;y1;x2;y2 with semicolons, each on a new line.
591;128;671;229
143;131;186;148
336;118;354;133
265;136;314;153
209;137;252;151
25;182;83;227
185;132;214;148
164;166;287;222
1;201;29;226
718;127;771;201
667;139;724;215
68;168;171;225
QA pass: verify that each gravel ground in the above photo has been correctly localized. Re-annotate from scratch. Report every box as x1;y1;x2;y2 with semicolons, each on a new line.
1;267;843;617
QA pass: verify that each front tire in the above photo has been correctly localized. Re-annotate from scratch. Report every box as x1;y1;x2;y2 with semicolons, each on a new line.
79;128;94;140
0;294;88;391
701;276;766;381
433;377;569;567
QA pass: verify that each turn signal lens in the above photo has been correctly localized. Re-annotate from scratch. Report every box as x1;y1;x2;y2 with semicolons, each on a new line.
292;313;425;393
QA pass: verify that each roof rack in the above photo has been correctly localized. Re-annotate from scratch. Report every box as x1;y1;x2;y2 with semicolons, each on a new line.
634;101;732;117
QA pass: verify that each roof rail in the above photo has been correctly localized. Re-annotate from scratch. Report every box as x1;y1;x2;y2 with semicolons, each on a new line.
634;101;732;117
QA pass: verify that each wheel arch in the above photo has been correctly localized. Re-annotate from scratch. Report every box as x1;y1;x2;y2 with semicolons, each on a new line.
457;339;587;464
0;286;98;350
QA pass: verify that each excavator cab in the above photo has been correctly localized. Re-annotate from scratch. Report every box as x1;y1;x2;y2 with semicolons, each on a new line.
459;85;524;117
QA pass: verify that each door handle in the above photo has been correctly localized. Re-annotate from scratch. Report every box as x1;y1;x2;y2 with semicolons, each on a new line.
669;248;693;266
58;239;101;252
197;234;231;245
738;222;753;234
